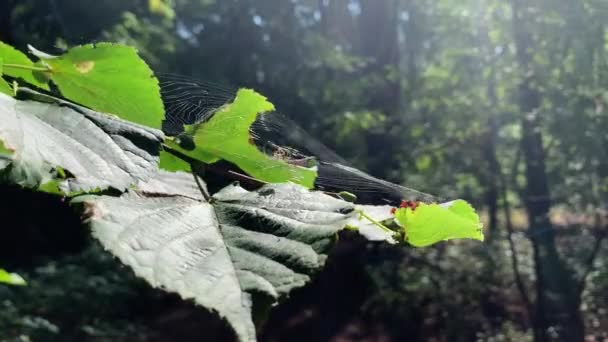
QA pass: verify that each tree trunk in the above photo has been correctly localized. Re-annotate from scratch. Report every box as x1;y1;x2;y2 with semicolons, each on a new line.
358;0;402;180
479;15;500;239
358;0;400;112
511;1;585;341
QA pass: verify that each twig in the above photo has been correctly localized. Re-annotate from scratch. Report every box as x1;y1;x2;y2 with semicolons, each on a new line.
228;170;268;185
357;210;394;234
499;165;534;318
509;146;524;197
192;172;213;203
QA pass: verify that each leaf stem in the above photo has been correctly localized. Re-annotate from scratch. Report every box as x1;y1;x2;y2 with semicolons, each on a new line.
192;169;212;202
3;63;51;72
358;210;394;234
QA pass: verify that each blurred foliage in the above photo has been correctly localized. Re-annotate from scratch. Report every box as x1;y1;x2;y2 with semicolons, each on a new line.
0;245;154;341
1;0;607;341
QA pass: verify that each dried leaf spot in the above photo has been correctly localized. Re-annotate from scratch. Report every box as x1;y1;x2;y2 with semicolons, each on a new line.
82;201;104;220
74;61;95;73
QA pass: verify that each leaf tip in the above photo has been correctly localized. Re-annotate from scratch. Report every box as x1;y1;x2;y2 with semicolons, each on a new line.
27;44;57;59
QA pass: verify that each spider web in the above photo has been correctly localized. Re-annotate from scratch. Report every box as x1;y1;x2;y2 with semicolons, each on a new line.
158;73;442;205
159;73;236;136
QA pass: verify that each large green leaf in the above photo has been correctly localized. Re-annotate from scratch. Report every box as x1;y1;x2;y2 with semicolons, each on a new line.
394;199;484;247
0;268;26;286
30;43;164;128
0;42;49;90
79;172;355;342
0;91;164;194
165;88;317;187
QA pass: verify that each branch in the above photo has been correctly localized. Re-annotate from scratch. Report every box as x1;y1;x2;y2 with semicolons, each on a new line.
499;165;534;318
191;167;211;202
509;145;524;198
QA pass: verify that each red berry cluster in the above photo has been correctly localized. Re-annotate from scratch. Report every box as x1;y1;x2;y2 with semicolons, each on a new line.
390;200;419;214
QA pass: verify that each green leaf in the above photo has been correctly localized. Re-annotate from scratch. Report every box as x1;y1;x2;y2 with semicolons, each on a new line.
0;58;14;96
0;79;12;96
149;0;175;19
159;149;190;172
79;173;355;342
30;43;164;128
0;41;49;89
0;139;12;171
0;91;164;194
166;88;317;188
0;268;26;286
0;139;12;155
394;199;484;247
415;154;432;171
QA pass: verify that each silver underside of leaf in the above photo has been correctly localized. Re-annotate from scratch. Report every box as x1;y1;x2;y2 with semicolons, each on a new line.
80;175;355;342
0;92;163;193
